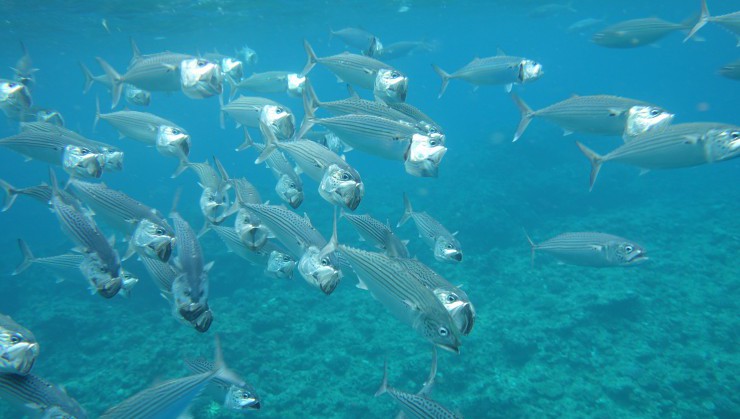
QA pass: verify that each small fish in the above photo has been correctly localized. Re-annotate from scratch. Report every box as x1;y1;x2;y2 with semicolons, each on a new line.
220;95;294;138
525;231;648;267
0;179;51;212
511;93;673;142
593;18;689;48
180;58;223;99
432;51;544;98
374;40;435;60
576;123;740;190
11;42;37;89
203;52;244;83
341;210;410;258
566;17;605;34
528;2;576;18
124;84;151;106
229;71;304;99
79;61;111;93
34;108;65;126
0;79;32;119
330;27;380;55
234;206;271;251
185;357;261;412
398;193;462;263
0;372;87;418
685;0;740;46
719;58;740;80
156;125;191;166
0;314;39;376
238;45;258;66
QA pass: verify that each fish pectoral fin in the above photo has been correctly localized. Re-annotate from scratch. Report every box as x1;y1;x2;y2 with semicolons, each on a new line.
639;168;651;176
562;129;574;136
496;48;507;56
204;261;215;272
362;68;374;75
589;244;604;252
504;84;512;93
161;63;178;72
682;134;701;145
355;277;369;290
402;299;422;312
607;108;623;117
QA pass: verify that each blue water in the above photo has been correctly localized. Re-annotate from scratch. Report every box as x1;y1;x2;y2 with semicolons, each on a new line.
0;1;738;418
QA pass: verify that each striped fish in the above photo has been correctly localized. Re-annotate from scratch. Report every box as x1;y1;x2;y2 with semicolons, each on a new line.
185;358;261;412
230;71;294;97
398;193;462;264
12;238;83;276
94;101;183;144
511;94;673;142
525;231;648;267
302;40;402;90
388;101;445;135
341;210;410;258
685;0;740;45
432;52;543;98
0;179;50;212
219;95;293;136
180;160;223;190
719;58;740;80
338;245;461;353
593;18;689;48
376;350;461;419
0;314;38;376
576;122;740;190
101;337;241;419
209;224;295;279
0;131;106;178
0;372;87;418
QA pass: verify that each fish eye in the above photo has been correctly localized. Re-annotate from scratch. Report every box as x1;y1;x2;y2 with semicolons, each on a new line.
429;139;437;146
7;82;16;88
731;131;740;139
340;172;351;181
283;256;291;262
156;228;165;235
391;71;400;78
275;107;284;114
446;244;453;249
429;127;438;134
321;257;330;266
624;245;634;253
650;109;660;117
445;294;458;303
80;148;91;155
10;334;22;344
438;326;449;337
289;182;296;188
197;60;207;67
171;128;180;135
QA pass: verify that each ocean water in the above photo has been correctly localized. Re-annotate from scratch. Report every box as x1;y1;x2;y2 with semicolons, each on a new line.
0;0;738;418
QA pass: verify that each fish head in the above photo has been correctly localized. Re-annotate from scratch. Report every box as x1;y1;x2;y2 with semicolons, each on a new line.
118;270;140;298
35;108;64;126
260;104;295;140
286;73;306;97
267;250;295;279
433;236;463;263
433;288;476;336
374;68;408;104
404;133;447;177
625;106;673;137
172;276;210;322
132;219;175;262
180;58;223;99
224;384;261;411
62;145;105;178
275;173;304;208
319;164;364;211
613;241;648;266
220;57;244;82
518;59;544;84
240;46;258;66
124;84;151;106
417;313;461;354
191;309;213;333
706;127;740;162
80;256;123;298
0;322;39;375
297;247;342;295
199;187;227;222
156;125;191;160
0;80;31;108
100;147;124;171
235;208;270;251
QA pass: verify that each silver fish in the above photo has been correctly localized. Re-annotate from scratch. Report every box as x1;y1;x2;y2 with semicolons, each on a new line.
12;238;84;276
238;45;258;66
230;71;300;97
341;210;409;258
210;224;293;279
0;79;32;116
124;84;151;106
203;52;244;83
200;186;231;224
374;40;435;60
529;2;577;18
0;372;87;418
0;179;51;212
398;193;462;263
593;18;689;48
511;93;674;142
526;231;648;267
95;100;184;144
234;207;270;251
685;0;740;45
182;160;223;190
156;125;191;164
11;42;37;89
0;314;39;376
34;108;65;126
577;122;740;190
330;27;380;55
180;58;223;99
185;358;261;412
719;59;740;80
267;249;296;280
220;95;294;137
339;244;461;353
432;52;544;98
388;101;445;135
566;18;605;34
132;219;175;262
302;40;403;91
374;68;408;104
260;104;296;140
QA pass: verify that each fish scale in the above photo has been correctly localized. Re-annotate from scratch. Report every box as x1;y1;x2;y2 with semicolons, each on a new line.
139;255;177;294
342;212;409;258
533;95;653;133
276;139;351;181
244;204;325;257
97;110;180;144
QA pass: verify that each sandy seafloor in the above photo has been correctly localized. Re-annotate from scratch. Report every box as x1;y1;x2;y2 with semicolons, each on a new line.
0;0;739;418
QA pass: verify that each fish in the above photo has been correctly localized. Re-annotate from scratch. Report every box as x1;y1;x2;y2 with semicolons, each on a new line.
100;337;242;419
234;206;270;251
329;27;380;55
593;18;690;48
0;314;39;376
525;231;648;267
301;40;405;92
229;71;305;99
376;350;461;419
257;121;364;211
398;193;462;263
124;84;151;106
0;79;32;118
33;108;65;126
260;104;297;141
432;51;544;98
209;224;294;279
685;0;740;46
95;99;186;145
180;58;223;99
203;52;244;83
566;17;605;34
12;238;83;276
47;174;123;298
373;68;408;104
155;125;191;166
11;42;37;89
220;95;295;139
181;160;225;191
338;244;462;353
238;45;258;66
511;93;674;142
341;210;410;258
80;61;112;93
184;358;261;412
0;372;87;418
719;59;740;80
576;122;740;190
388;101;445;136
0;179;51;212
245;203;342;294
396;258;475;336
373;40;435;60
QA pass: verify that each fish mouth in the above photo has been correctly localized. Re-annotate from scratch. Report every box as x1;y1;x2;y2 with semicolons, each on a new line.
627;253;649;265
192;310;213;333
97;277;123;298
2;343;39;375
436;342;461;354
249;401;261;410
288;192;304;209
452;304;476;336
180;303;209;321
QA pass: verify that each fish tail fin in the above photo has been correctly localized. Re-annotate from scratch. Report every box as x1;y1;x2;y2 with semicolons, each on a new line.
511;93;534;142
95;57;122;109
397;192;413;227
523;228;537;268
319;208;339;261
122;239;137;262
93;96;101;132
171;159;190;178
48;167;60;196
684;0;710;42
302;77;321;115
301;39;318;77
219;93;226;129
129;37;141;61
13;239;35;275
295;102;316;140
431;64;451;98
235;128;254;152
212;335;245;387
418;347;438;396
226;75;239;102
79;61;95;94
213;156;229;182
0;179;18;212
374;361;389;397
255;121;279;164
575;141;604;191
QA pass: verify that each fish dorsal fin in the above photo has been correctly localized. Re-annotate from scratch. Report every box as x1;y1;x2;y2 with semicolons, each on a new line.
570;93;580;98
496;48;506;56
303;213;313;227
346;84;359;98
204;261;215;272
107;235;116;246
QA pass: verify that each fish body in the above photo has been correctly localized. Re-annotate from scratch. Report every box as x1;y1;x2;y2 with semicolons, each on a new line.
244;137;304;209
231;71;298;96
374;40;435;60
593;18;687;48
0;79;32;119
0;179;51;212
432;54;543;98
0;314;39;376
685;0;740;46
96;106;184;145
203;52;244;83
185;358;261;412
220;96;294;138
398;194;462;263
511;94;674;142
526;232;648;267
567;18;605;34
719;59;740;80
170;211;212;330
576;122;740;189
238;45;258;66
330;27;379;54
341;211;410;258
0;372;87;418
